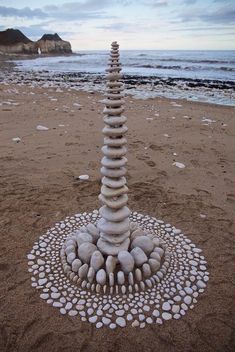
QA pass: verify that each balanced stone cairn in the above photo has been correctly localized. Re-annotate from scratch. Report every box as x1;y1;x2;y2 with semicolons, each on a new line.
27;42;209;328
60;42;170;294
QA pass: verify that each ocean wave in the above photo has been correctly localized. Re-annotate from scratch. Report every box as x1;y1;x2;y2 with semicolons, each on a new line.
127;63;235;72
160;58;235;64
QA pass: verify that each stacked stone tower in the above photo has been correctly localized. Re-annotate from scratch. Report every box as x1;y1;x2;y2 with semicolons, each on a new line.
97;41;131;256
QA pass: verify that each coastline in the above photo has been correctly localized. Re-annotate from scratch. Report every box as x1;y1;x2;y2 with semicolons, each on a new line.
1;54;234;107
0;81;235;351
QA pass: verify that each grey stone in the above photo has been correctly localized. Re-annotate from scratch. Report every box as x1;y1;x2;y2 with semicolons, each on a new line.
90;250;104;271
118;250;134;273
96;269;106;285
78;242;97;263
130;247;147;267
131;236;154;255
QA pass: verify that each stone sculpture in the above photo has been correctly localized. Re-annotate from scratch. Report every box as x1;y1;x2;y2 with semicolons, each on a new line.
97;41;130;255
27;41;209;329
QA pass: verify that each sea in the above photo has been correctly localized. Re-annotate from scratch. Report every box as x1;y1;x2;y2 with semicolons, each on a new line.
8;50;235;106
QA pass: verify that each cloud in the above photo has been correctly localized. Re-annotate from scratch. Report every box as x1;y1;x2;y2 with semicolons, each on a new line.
0;6;46;18
97;22;136;32
0;1;114;22
118;0;168;6
179;3;235;25
182;0;198;4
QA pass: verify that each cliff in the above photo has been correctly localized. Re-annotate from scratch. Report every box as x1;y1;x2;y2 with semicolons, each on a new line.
0;29;72;56
0;29;38;55
37;33;72;54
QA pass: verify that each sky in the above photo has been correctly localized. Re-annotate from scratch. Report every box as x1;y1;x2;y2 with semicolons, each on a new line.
0;0;235;50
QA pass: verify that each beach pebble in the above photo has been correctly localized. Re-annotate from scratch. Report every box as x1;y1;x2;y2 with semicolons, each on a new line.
76;232;93;246
90;251;104;271
162;312;172;320
162;302;171;311
106;255;117;274
78;242;97;263
96;269;106;285
68;310;78;316
12;137;21;143
72;259;82;272
102;317;111;325
130;247;148;266
36;125;49;131
79;175;89;181
78;264;89;278
116;317;126;327
172;162;185;169
131;236;154;255
118;250;134;273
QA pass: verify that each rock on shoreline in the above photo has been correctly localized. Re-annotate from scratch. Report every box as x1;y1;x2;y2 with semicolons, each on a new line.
0;28;72;56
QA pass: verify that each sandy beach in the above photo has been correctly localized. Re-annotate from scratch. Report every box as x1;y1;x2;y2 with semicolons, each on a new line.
0;81;234;352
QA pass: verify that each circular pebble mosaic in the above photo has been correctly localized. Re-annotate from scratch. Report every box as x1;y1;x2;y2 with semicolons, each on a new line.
27;210;209;329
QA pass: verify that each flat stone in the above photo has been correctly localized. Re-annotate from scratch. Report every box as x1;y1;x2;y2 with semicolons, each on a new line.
131;236;154;255
100;205;130;222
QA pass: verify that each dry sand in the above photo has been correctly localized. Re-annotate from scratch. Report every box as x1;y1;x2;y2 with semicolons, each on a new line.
0;83;234;352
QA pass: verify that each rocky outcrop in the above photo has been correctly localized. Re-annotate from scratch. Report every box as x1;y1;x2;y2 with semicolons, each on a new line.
0;28;72;56
37;33;72;54
0;28;38;55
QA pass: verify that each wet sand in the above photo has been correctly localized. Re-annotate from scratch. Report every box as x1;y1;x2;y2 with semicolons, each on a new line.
0;83;234;352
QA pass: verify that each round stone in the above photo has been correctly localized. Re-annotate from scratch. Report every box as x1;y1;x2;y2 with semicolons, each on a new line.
131;236;154;255
90;250;104;271
162;312;172;320
118;250;135;273
162;302;171;311
130;247;147;267
96;269;106;285
76;232;93;246
71;259;82;272
116;317;126;327
78;242;97;263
